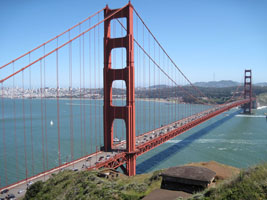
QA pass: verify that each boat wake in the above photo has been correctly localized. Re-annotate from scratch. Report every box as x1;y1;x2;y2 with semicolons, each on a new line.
235;114;266;118
166;139;267;145
257;106;267;110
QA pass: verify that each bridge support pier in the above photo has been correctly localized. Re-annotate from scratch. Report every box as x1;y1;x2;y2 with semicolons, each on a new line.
103;3;136;176
243;69;252;114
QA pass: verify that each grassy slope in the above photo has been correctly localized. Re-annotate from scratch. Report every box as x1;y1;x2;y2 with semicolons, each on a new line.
186;161;240;181
24;169;162;200
191;163;267;200
23;162;267;200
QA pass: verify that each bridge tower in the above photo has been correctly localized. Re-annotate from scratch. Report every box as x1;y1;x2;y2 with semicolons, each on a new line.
103;3;136;176
243;69;252;114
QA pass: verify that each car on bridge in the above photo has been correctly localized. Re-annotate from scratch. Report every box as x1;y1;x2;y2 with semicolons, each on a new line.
6;193;15;200
99;156;104;161
18;189;25;194
0;189;8;194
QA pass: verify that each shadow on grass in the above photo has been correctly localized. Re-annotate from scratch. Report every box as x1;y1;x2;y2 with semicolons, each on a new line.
136;109;241;174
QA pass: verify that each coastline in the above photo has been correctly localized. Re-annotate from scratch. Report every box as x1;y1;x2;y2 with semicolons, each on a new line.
3;96;183;104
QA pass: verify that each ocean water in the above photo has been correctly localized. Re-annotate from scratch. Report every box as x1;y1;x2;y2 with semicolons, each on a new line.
0;98;267;187
136;106;267;174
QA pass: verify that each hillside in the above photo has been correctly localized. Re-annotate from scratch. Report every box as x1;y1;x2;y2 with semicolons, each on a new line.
255;82;267;87
23;161;240;200
23;169;162;200
193;80;240;88
193;81;267;88
190;163;267;200
22;162;267;200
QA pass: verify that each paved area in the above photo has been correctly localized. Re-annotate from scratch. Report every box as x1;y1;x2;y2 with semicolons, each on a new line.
142;189;192;200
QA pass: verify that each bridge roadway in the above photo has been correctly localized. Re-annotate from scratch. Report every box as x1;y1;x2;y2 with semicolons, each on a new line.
0;99;250;199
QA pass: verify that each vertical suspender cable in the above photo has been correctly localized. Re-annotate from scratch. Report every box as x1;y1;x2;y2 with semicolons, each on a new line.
83;33;86;155
1;83;7;186
153;39;155;130
158;45;161;127
22;70;28;181
163;53;166;125
89;19;92;162
13;62;19;181
172;64;175;121
175;65;177;121
94;26;97;161
29;54;34;176
142;24;146;132
56;37;61;166
69;32;74;163
79;25;83;157
44;46;48;170
167;57;170;123
166;56;169;124
40;60;45;174
148;31;150;131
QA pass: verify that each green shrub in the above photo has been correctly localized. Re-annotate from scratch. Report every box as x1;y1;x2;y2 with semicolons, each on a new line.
198;163;267;200
24;181;44;199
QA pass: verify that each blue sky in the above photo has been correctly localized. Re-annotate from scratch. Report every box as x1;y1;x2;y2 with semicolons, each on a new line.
0;0;266;83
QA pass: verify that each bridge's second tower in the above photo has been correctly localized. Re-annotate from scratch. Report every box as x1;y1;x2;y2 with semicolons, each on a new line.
243;69;252;114
103;3;136;176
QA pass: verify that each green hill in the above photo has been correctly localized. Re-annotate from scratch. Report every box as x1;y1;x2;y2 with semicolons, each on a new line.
191;163;267;200
23;162;267;200
24;169;162;200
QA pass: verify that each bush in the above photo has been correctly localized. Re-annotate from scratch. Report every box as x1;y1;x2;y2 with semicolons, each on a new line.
24;181;44;200
199;163;267;200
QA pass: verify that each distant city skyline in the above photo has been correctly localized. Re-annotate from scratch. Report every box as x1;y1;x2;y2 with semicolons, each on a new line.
1;0;266;84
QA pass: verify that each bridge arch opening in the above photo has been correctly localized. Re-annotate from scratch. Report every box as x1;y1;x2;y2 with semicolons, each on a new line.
110;18;127;39
112;80;126;106
112;119;126;149
111;48;126;69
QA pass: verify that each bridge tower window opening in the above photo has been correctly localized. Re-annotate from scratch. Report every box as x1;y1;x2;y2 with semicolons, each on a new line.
112;119;126;148
110;18;127;39
112;80;126;106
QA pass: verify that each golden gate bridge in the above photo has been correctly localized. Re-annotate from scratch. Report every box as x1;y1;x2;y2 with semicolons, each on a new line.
0;2;253;195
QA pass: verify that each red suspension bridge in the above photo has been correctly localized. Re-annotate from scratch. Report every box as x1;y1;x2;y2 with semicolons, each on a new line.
0;2;253;194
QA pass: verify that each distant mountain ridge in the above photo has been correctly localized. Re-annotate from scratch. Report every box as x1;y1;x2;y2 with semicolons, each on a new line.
193;80;267;88
149;84;169;89
194;80;240;88
255;82;267;87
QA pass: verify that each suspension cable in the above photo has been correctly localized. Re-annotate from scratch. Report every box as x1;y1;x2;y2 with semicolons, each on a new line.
0;8;105;70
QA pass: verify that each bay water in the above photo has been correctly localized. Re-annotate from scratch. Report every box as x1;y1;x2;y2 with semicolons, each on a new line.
0;98;266;187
